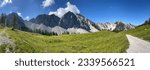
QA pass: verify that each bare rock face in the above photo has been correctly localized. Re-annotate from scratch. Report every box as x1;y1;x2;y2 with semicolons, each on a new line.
95;22;116;31
95;21;135;31
114;21;135;31
59;11;81;29
26;11;99;35
30;14;60;27
6;12;27;30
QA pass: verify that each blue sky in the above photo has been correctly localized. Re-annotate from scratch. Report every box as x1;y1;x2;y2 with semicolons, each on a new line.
0;0;150;25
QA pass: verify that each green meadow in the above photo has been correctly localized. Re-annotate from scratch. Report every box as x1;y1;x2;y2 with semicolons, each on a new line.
0;25;150;53
0;28;128;53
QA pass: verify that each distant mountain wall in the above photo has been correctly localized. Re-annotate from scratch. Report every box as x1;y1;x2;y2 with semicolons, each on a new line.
0;12;135;35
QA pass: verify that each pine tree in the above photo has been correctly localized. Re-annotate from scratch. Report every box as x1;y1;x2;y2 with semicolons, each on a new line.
0;15;1;24
0;13;6;27
148;18;150;25
12;15;17;30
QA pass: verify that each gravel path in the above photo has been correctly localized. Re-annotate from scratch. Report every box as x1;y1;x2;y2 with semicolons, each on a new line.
126;34;150;53
0;29;15;53
0;29;13;45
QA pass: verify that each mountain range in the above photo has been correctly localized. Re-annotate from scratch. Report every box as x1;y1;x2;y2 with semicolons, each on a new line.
0;11;135;35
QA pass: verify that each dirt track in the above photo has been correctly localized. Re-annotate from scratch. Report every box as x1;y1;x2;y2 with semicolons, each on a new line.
126;35;150;53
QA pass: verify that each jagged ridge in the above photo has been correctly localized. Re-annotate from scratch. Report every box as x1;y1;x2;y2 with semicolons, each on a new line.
0;12;135;35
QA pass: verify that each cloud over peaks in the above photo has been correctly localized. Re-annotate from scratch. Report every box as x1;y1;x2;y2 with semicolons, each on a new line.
0;0;12;7
49;2;80;18
42;0;55;8
17;11;22;17
24;16;30;21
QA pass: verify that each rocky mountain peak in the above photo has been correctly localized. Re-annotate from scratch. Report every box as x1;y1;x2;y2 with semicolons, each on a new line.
29;14;60;27
59;11;81;29
6;12;27;30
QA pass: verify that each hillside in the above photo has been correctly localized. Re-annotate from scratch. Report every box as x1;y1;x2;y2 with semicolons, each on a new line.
125;25;150;41
0;28;128;53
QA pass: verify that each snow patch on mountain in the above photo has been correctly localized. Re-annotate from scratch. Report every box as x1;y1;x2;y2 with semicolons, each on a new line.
67;28;88;34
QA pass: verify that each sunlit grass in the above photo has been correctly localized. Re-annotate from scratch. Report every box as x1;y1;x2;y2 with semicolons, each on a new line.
0;28;128;53
125;25;150;41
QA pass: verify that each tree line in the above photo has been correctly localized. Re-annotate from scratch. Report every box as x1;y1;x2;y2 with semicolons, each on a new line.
0;13;17;30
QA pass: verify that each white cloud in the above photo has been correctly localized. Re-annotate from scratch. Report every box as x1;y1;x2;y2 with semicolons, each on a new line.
49;2;80;18
42;0;54;8
65;2;80;14
17;11;22;17
0;0;12;7
24;16;30;21
16;12;30;21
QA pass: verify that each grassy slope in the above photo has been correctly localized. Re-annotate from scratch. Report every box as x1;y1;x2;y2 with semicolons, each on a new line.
125;25;150;41
0;28;128;53
0;25;150;53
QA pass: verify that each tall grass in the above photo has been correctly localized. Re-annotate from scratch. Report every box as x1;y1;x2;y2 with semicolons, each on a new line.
0;28;128;53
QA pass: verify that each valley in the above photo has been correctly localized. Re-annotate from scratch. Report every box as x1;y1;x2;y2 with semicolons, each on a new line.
0;11;150;53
